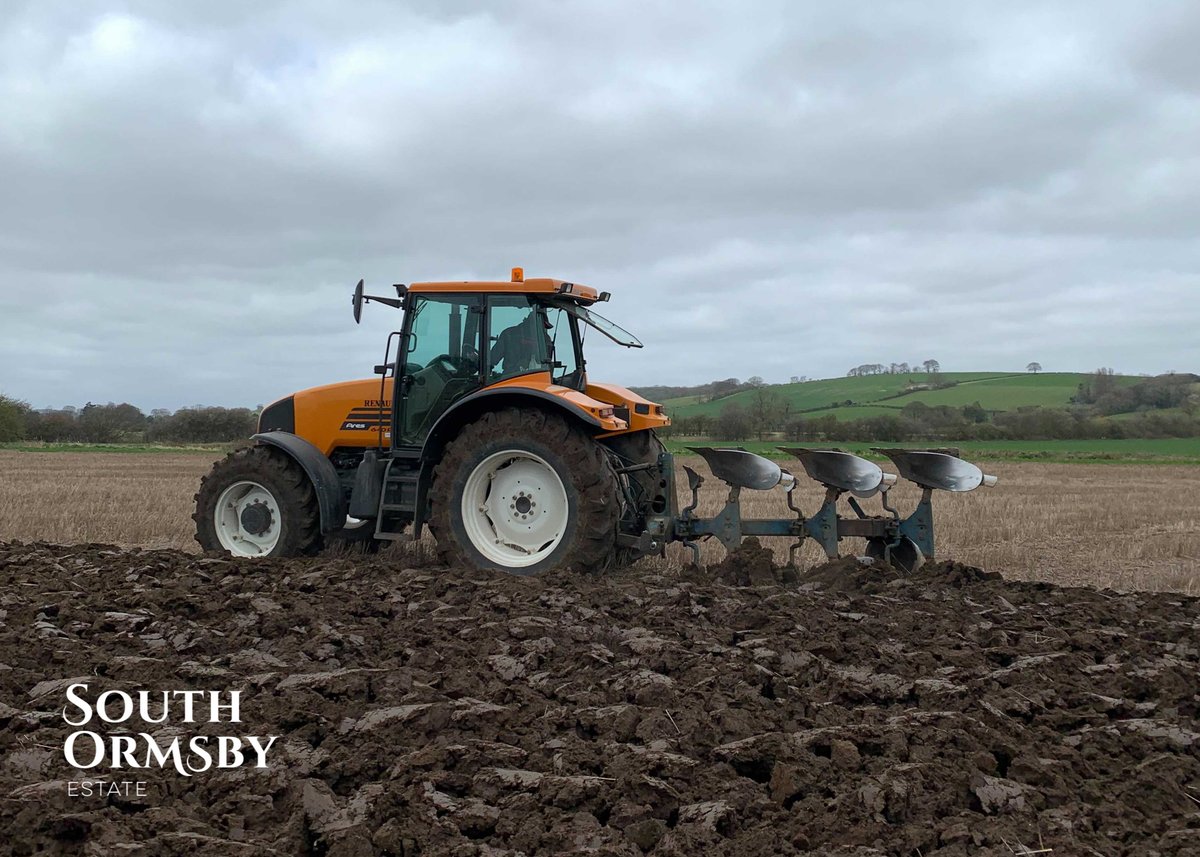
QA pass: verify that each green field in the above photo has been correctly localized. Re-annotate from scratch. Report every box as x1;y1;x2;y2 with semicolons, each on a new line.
792;405;905;420
5;437;1197;466
664;372;1137;421
664;437;1200;465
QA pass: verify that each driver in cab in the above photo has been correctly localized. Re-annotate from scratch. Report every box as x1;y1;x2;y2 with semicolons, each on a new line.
489;312;552;377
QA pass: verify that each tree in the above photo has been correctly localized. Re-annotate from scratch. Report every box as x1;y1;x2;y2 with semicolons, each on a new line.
707;378;742;402
746;375;765;388
714;403;752;441
78;402;147;443
1026;362;1042;374
1072;368;1116;406
922;359;940;374
0;394;29;442
26;409;80;442
748;388;786;440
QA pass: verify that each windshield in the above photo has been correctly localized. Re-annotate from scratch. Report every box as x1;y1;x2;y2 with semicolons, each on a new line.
563;304;643;348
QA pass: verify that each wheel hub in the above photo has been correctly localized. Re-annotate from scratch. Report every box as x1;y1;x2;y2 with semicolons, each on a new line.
239;501;274;536
461;451;569;569
212;480;284;558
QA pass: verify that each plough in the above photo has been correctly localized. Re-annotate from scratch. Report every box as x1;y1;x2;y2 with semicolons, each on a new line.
624;446;998;572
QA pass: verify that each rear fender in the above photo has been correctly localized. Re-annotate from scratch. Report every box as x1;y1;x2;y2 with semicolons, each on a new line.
252;432;346;533
421;388;607;463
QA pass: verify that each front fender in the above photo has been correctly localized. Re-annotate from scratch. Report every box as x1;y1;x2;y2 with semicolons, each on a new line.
252;431;346;533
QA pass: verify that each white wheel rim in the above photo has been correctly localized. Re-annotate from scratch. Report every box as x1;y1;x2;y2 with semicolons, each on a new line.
213;480;282;557
461;450;569;568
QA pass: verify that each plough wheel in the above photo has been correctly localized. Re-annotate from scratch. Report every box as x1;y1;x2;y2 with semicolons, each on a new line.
866;536;925;573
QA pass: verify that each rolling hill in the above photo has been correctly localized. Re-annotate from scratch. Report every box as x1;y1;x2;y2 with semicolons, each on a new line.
660;372;1139;421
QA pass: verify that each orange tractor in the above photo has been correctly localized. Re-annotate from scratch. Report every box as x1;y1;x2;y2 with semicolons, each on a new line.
195;270;995;574
195;270;670;573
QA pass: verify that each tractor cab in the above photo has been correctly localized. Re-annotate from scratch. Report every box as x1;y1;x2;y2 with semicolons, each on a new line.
354;270;647;452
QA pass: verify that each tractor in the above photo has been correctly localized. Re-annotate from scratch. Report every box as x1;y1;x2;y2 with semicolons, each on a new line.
194;270;996;574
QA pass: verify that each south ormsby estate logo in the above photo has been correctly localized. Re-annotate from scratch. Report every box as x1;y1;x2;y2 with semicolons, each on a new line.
61;683;278;797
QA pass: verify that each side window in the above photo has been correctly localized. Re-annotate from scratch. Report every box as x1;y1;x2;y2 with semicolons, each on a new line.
398;295;482;445
487;297;550;381
544;307;581;388
407;299;451;369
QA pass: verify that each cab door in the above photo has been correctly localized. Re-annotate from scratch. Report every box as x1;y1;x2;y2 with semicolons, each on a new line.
394;293;483;447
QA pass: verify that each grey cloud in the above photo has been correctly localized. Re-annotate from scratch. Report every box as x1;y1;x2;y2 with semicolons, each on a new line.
0;1;1197;410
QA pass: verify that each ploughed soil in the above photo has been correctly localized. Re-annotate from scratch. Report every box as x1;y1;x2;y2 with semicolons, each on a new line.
1;540;1198;856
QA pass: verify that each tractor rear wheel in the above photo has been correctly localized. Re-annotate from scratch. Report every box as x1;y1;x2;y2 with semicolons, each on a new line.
429;408;619;575
194;446;322;558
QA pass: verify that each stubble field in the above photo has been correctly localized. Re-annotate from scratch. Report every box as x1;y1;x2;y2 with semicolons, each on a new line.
0;450;1197;594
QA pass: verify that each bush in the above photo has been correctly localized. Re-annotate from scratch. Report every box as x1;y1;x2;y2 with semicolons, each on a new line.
146;407;258;443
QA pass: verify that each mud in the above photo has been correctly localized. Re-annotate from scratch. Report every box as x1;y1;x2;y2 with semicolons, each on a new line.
0;540;1197;856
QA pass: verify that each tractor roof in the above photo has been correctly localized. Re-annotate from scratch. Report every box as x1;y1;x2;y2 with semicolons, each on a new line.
408;274;605;304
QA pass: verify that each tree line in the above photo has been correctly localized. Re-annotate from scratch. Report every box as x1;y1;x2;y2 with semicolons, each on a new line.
0;397;258;444
847;359;942;377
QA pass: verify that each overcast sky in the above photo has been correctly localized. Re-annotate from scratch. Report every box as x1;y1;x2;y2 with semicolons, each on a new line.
2;1;1198;410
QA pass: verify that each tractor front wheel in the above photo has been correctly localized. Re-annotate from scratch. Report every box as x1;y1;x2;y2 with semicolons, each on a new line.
429;408;619;575
194;446;322;558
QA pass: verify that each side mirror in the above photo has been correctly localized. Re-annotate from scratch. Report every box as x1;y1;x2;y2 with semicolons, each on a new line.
352;279;365;324
352;280;404;323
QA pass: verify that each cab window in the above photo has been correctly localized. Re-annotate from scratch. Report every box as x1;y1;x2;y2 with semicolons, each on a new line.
398;294;482;445
487;297;582;389
487;296;551;381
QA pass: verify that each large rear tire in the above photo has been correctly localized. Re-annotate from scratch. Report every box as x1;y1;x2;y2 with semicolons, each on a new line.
194;446;322;558
429;408;619;575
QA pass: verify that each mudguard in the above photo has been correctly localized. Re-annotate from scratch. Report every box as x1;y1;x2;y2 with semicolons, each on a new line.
252;432;346;533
